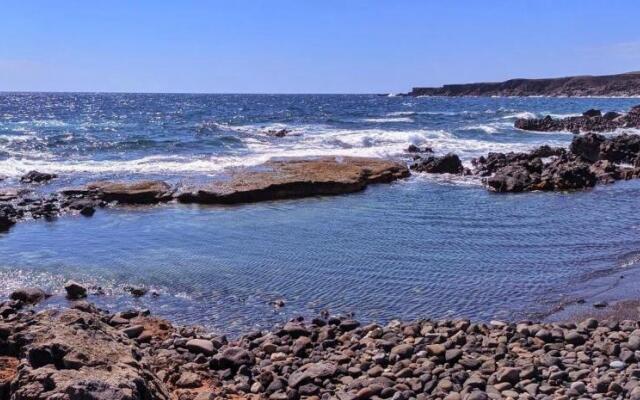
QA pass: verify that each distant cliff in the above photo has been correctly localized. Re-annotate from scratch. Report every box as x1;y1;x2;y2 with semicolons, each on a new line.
408;72;640;97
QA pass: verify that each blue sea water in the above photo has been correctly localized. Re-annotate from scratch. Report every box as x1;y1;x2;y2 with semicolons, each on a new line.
1;93;640;334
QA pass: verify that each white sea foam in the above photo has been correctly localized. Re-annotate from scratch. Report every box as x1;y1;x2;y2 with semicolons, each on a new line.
0;122;571;178
501;112;537;120
460;122;511;134
17;119;68;128
362;117;413;123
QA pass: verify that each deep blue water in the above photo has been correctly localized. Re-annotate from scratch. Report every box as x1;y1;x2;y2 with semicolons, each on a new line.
1;94;640;334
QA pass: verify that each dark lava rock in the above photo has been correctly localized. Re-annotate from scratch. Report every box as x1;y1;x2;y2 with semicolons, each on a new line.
79;205;95;217
0;207;16;232
515;105;640;134
125;286;148;297
406;145;433;154
411;153;463;174
20;170;57;184
570;133;605;162
9;287;48;305
583;108;602;118
604;111;621;120
64;280;87;300
267;129;290;137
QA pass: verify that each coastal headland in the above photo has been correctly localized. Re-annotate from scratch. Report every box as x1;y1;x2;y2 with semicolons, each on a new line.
407;72;640;98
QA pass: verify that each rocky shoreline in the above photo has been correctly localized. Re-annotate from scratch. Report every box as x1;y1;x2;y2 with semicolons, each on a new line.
3;284;640;400
407;72;640;97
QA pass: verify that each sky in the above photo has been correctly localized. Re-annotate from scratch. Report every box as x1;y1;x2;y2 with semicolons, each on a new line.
1;0;639;94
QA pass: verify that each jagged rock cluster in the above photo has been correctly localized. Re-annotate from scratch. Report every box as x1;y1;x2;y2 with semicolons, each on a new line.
409;127;640;193
3;286;640;400
514;106;640;134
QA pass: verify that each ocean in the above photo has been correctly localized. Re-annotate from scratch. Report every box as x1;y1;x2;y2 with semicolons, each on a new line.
1;93;640;334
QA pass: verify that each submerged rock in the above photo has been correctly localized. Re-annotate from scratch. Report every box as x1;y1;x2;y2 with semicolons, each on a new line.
177;156;409;204
20;170;57;184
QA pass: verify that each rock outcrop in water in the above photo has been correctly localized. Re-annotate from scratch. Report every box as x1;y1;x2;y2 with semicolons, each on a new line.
0;157;409;232
176;156;409;204
4;294;640;399
408;72;640;97
515;105;640;134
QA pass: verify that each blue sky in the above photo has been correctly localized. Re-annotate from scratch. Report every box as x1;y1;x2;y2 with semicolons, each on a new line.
1;1;639;93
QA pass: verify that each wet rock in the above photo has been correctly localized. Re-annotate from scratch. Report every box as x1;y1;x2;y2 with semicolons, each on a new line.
583;108;602;118
80;205;96;217
9;287;47;305
64;280;87;299
125;286;148;297
20;170;57;184
0;212;15;232
411;153;463;174
570;133;605;162
267;129;290;138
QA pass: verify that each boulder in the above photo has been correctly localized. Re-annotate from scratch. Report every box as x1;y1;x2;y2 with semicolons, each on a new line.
64;280;87;300
288;362;337;388
0;212;15;232
186;339;215;356
9;288;48;305
211;347;254;369
583;109;602;118
486;165;536;193
570;133;605;162
411;153;463;174
177;157;409;204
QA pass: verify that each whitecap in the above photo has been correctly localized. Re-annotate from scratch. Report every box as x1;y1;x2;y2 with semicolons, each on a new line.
362;117;413;123
501;112;538;120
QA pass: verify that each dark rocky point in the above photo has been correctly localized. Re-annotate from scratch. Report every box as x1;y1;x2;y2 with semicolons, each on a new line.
514;104;640;134
408;71;640;97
